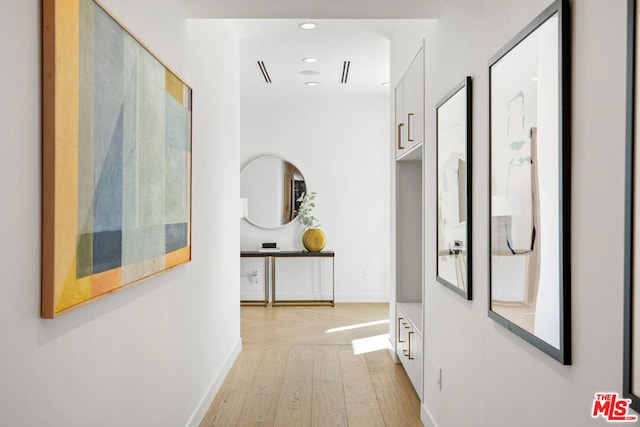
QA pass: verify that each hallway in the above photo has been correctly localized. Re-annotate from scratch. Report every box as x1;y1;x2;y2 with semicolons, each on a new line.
200;304;422;426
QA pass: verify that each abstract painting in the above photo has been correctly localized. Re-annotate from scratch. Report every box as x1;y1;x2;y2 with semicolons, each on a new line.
42;0;192;318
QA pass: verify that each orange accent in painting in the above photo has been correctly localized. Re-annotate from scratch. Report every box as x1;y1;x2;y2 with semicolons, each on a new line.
54;0;80;314
165;69;184;104
165;247;191;269
92;268;123;297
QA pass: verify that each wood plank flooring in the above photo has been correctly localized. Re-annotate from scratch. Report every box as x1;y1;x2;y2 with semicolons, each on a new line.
200;304;423;427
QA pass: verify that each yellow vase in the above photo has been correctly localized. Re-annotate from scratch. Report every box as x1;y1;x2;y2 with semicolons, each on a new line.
302;228;326;252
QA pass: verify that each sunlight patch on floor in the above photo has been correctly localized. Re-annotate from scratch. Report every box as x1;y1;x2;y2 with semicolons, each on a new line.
325;319;389;334
352;333;391;355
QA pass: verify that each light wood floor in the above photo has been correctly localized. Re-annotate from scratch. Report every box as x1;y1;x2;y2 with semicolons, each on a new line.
200;303;423;427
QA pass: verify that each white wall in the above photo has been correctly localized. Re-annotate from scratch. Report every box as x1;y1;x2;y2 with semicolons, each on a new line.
0;1;240;426
240;93;391;302
389;1;628;426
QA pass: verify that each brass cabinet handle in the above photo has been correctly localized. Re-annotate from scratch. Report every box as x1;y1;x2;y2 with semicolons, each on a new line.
407;113;414;142
397;317;404;343
397;123;405;150
403;331;414;360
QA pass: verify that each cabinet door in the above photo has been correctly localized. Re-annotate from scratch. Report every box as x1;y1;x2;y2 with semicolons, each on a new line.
395;307;423;400
240;257;267;303
401;325;422;400
403;49;424;148
273;257;333;302
408;330;423;400
394;80;406;159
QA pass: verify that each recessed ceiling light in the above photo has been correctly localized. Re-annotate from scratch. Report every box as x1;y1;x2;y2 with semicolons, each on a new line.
299;22;317;30
305;82;319;86
302;57;318;63
300;70;319;76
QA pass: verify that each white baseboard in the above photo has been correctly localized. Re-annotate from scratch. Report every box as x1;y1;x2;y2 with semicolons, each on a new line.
421;402;438;427
186;337;243;427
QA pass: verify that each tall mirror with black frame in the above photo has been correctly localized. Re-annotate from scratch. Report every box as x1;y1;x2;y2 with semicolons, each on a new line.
240;155;306;229
436;76;472;300
488;0;570;364
625;0;640;414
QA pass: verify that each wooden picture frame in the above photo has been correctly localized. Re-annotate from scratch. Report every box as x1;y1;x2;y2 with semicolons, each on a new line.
488;0;571;364
42;0;193;318
436;76;472;300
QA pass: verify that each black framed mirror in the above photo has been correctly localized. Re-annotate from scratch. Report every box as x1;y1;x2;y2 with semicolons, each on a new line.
625;0;640;412
436;76;472;300
240;156;306;229
488;0;571;364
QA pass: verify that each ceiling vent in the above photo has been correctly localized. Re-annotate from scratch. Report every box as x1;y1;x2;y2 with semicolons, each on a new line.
257;61;272;83
340;61;351;84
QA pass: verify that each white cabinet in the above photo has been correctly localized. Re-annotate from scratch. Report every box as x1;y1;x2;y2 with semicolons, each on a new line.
396;304;423;400
391;44;425;403
240;256;269;305
240;251;335;306
394;82;405;158
272;256;334;304
395;48;424;160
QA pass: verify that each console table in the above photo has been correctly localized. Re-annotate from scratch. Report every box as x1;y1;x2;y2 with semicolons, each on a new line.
240;251;335;306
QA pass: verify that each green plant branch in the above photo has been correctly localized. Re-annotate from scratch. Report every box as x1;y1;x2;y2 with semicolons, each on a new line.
297;192;320;229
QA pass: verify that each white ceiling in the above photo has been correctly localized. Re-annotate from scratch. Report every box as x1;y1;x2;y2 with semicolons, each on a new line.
183;0;443;97
185;0;445;19
236;19;396;96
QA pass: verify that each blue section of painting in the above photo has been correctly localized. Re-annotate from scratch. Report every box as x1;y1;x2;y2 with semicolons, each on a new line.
165;223;188;253
166;93;189;151
93;4;124;234
93;230;123;274
93;107;124;234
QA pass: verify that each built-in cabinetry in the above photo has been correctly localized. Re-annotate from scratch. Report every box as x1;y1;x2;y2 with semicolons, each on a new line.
396;303;423;397
392;46;424;401
395;48;424;160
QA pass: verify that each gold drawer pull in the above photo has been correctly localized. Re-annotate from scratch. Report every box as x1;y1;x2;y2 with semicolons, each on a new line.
407;113;414;141
397;123;405;150
403;331;414;360
397;317;404;342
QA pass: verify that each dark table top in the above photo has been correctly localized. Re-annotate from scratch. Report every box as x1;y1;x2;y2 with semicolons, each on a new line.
241;250;335;258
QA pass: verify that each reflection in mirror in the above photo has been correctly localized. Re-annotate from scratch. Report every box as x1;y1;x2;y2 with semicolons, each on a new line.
436;77;472;299
489;0;570;364
240;156;306;229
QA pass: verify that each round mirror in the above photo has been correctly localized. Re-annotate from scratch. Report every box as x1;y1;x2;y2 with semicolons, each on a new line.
240;156;307;229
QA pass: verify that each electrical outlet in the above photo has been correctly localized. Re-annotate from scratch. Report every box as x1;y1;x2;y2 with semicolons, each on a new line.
437;368;442;391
